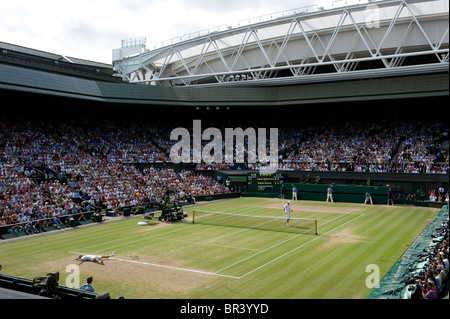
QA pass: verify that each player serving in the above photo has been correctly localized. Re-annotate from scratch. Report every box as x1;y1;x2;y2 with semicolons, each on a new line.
283;201;291;226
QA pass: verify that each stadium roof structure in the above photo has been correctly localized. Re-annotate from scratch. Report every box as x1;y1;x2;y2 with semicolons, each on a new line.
0;41;111;69
112;0;449;87
0;41;119;83
1;60;447;106
0;0;448;106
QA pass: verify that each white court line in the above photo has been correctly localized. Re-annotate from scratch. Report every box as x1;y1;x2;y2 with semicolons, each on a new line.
151;236;262;252
237;214;365;279
71;230;261;256
70;212;363;280
204;218;277;244
110;257;241;279
69;251;240;279
72;224;189;253
197;209;316;244
214;212;347;274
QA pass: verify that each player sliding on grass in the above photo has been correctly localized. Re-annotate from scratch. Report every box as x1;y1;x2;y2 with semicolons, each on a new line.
76;252;115;265
283;201;291;226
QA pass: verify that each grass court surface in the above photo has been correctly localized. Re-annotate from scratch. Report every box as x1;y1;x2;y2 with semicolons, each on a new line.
0;197;439;299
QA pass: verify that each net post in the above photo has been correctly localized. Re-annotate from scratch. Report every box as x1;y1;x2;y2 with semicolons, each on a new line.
315;219;318;235
192;210;195;223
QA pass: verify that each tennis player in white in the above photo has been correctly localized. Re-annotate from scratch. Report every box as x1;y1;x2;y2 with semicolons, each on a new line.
76;252;114;265
283;201;291;226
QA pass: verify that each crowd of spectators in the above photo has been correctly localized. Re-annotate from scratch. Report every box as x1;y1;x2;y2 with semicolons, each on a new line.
163;121;448;174
0;106;448;235
277;121;447;173
0;118;227;234
191;121;448;174
414;218;449;299
406;186;449;204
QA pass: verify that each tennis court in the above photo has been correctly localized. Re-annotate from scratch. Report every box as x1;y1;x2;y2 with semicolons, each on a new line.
0;197;440;299
68;198;359;278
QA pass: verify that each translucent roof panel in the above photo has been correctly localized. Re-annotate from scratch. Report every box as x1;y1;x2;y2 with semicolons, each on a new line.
117;0;448;85
145;0;448;66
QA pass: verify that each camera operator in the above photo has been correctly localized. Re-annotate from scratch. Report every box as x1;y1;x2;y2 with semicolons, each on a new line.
418;281;438;299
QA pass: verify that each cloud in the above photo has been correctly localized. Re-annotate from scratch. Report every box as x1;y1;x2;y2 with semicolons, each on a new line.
175;0;316;15
0;0;326;63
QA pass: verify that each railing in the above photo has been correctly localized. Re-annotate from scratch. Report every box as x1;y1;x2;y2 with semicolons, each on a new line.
0;211;97;238
0;273;98;299
152;25;229;49
149;0;382;50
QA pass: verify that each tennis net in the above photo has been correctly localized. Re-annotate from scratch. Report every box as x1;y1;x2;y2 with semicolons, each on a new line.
192;210;317;235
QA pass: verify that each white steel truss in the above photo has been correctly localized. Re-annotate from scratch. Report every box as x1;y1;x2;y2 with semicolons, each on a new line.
112;0;449;87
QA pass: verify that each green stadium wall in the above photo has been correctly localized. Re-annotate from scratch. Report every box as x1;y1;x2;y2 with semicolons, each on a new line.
283;183;389;204
244;183;390;204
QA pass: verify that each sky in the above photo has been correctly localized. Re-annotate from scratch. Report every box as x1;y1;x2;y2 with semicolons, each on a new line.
1;0;347;64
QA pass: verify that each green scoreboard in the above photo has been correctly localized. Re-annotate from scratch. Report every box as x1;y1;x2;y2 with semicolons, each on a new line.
247;172;284;193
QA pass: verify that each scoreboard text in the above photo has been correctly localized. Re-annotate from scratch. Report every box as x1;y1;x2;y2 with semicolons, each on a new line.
247;172;284;193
